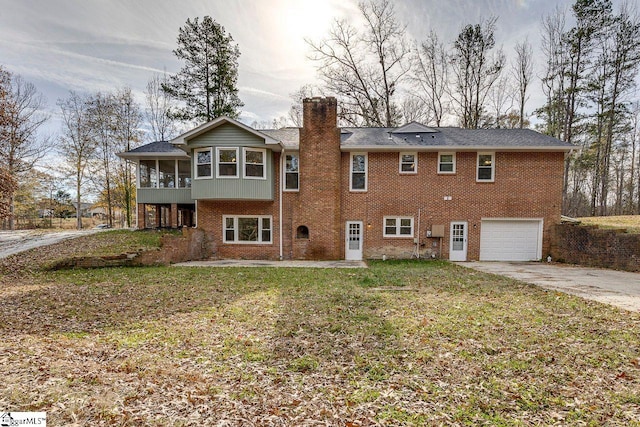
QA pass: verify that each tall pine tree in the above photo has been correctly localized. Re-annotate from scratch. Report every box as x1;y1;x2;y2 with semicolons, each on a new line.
163;16;243;123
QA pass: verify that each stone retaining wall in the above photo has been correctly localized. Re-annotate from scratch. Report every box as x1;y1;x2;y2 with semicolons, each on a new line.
51;228;212;270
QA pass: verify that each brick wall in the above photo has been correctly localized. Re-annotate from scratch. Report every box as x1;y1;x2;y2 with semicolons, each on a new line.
550;224;640;272
340;150;564;260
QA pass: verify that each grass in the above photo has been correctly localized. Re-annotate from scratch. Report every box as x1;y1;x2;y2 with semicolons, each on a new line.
0;259;638;425
578;215;640;233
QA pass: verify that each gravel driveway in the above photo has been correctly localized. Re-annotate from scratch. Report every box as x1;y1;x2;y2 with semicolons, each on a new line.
459;261;640;312
0;229;101;259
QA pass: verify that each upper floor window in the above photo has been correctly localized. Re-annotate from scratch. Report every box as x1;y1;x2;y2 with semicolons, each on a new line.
477;152;495;182
223;215;272;244
438;152;456;174
285;153;299;191
139;160;157;188
158;159;175;188
244;148;266;179
216;147;238;178
195;148;212;178
384;216;414;237
178;160;192;188
350;153;367;191
399;153;417;174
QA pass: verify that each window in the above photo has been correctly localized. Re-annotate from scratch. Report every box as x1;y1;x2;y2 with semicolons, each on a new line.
285;153;299;191
216;147;238;178
178;160;191;188
223;215;272;244
244;148;266;179
158;159;175;188
350;153;367;191
477;152;495;182
438;153;456;174
139;160;157;188
384;217;414;237
399;153;417;174
195;149;212;178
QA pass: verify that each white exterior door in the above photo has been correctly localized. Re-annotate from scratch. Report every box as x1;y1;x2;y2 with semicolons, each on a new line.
449;221;468;261
480;219;542;261
345;221;363;260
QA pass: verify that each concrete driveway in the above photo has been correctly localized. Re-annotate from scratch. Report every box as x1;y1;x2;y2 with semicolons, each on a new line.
0;229;101;259
459;262;640;313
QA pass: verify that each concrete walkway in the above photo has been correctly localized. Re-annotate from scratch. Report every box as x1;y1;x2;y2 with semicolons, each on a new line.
459;262;640;312
173;259;368;268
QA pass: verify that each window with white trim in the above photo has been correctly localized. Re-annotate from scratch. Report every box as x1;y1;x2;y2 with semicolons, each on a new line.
139;160;157;188
384;217;414;237
477;152;495;182
438;152;456;174
216;147;238;178
399;152;417;174
223;215;272;244
244;148;266;179
350;153;367;191
195;149;212;178
284;153;299;191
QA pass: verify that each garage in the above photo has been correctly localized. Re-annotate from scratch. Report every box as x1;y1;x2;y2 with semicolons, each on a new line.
480;219;543;261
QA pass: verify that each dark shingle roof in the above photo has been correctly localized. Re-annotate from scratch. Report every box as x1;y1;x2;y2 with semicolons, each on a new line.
127;141;186;154
260;128;299;149
340;127;573;150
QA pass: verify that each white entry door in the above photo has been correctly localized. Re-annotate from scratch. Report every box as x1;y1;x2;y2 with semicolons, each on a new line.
449;221;468;261
345;221;363;260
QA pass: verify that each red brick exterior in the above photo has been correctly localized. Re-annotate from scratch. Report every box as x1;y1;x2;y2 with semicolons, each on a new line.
192;97;565;261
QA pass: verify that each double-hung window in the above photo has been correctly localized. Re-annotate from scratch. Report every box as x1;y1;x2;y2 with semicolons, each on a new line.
399;153;417;174
216;147;238;178
285;153;299;191
477;152;495;182
244;148;266;179
223;215;272;244
350;153;367;191
195;149;212;178
438;152;456;174
384;217;414;237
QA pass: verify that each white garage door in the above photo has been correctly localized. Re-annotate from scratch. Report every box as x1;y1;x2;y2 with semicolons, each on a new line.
480;219;542;261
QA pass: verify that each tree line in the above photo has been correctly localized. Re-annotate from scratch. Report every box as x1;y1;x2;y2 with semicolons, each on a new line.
2;0;640;229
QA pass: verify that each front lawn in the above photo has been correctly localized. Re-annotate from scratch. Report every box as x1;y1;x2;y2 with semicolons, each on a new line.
1;261;638;425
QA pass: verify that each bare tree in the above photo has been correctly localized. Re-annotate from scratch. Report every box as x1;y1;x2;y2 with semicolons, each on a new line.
512;39;533;129
113;87;143;227
307;0;409;126
411;31;448;126
58;92;96;230
449;17;505;129
487;75;515;128
146;72;178;141
0;70;49;229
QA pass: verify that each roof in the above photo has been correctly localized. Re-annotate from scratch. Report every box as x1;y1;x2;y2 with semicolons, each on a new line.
340;127;574;152
260;128;299;149
117;141;189;160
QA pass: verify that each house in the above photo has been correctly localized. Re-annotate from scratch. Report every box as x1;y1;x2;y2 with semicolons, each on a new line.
118;97;572;262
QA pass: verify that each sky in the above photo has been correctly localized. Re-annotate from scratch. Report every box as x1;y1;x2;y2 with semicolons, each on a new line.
0;0;578;143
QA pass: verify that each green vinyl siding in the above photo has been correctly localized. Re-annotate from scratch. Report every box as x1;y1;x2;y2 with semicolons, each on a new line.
191;149;274;200
137;188;194;204
188;122;266;149
187;123;275;201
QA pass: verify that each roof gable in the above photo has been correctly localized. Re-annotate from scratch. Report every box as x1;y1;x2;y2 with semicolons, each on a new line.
170;116;281;150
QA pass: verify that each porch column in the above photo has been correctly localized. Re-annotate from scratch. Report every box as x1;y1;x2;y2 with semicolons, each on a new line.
137;203;146;229
156;204;162;228
170;203;178;229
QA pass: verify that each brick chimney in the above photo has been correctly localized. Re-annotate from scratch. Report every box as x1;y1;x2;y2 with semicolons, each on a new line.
295;97;342;259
